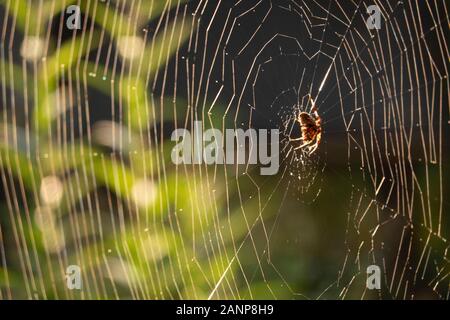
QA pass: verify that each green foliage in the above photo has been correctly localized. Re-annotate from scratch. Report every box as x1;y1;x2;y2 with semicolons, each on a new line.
0;0;284;300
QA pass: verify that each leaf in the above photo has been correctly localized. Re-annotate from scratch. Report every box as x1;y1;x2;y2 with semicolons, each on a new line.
34;32;101;132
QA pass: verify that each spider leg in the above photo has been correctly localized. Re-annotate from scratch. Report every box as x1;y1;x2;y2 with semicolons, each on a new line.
293;140;313;151
308;132;321;155
307;94;318;114
308;143;318;155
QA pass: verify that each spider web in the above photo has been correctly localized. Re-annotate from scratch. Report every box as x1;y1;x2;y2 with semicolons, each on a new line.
0;0;449;300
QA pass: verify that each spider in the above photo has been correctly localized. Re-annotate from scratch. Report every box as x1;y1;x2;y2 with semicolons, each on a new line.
290;94;322;155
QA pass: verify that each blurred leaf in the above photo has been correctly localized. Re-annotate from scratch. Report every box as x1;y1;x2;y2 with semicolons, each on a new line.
34;32;101;132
